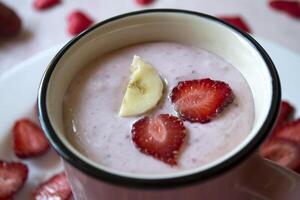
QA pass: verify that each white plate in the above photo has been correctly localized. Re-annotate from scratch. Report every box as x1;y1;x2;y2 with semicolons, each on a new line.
0;37;299;199
0;45;63;199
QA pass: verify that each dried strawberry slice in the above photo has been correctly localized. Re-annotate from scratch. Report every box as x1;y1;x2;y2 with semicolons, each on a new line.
269;0;300;18
218;15;252;33
260;137;300;171
67;10;93;36
135;0;154;6
33;0;61;10
0;2;22;37
170;78;234;123
273;119;300;144
0;160;28;199
33;172;72;200
13;119;50;158
275;101;294;128
132;114;186;165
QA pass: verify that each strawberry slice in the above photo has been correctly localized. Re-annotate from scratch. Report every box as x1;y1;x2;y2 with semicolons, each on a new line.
13;119;50;158
33;0;61;10
273;119;300;144
218;15;252;33
132;114;186;165
33;172;72;200
0;161;28;199
135;0;154;6
275;101;294;128
67;10;93;36
170;78;234;123
259;137;300;171
269;0;300;18
0;2;22;37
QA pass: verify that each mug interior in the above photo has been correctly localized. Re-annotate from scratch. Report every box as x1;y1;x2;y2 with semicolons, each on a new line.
39;10;279;182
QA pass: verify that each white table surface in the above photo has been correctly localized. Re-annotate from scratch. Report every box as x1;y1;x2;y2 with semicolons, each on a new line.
1;0;300;75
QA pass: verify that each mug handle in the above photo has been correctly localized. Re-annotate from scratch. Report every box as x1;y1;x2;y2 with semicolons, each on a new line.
234;153;300;199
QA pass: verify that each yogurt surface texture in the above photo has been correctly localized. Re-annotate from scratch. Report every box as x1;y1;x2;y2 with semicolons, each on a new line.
63;42;255;174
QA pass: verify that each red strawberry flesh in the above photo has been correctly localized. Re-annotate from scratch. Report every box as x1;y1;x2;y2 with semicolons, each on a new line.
67;11;93;36
275;101;294;128
260;137;300;171
135;0;154;5
33;0;61;10
132;114;186;165
269;0;300;18
218;15;252;33
0;161;28;199
13;119;50;158
273;119;300;144
170;78;234;123
33;172;72;200
0;2;22;37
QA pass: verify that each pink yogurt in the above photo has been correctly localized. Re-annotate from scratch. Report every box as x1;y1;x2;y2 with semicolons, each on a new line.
63;42;254;175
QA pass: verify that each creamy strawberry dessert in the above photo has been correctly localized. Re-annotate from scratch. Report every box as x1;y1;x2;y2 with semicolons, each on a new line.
63;42;255;174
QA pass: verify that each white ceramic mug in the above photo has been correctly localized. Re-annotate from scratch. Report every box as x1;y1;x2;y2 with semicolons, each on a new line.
38;9;300;200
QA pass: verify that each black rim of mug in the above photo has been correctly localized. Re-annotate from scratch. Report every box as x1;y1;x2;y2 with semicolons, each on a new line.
38;9;281;189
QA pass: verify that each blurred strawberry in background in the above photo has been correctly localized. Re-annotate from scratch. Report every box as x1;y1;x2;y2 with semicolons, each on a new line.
269;0;300;18
33;0;61;10
135;0;155;6
218;15;252;33
0;2;22;37
67;10;94;36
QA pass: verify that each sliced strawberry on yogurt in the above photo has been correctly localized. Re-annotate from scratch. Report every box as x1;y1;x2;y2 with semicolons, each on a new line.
132;114;186;165
218;15;252;33
269;0;300;18
170;78;234;123
33;172;72;200
67;10;93;36
260;137;300;171
273;119;300;144
33;0;61;10
13;119;50;158
0;161;28;199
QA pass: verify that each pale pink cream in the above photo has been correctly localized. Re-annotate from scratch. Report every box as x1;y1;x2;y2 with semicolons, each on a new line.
63;42;254;174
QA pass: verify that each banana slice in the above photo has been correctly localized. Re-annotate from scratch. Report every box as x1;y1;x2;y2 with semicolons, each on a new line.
119;55;164;117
